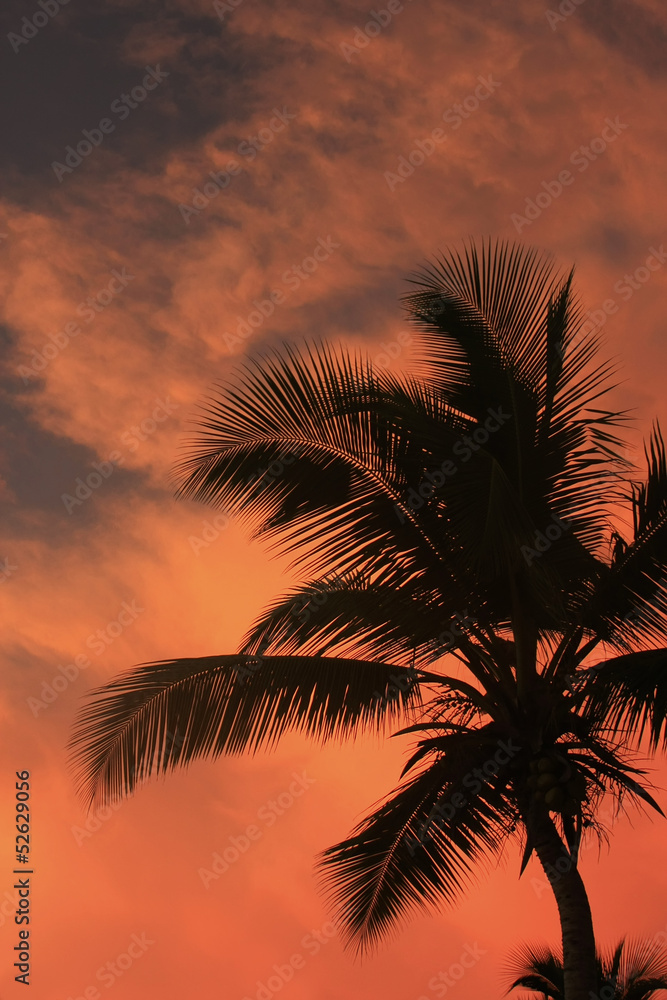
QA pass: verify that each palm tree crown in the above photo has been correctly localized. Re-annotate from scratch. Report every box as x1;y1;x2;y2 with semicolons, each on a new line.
69;239;667;1000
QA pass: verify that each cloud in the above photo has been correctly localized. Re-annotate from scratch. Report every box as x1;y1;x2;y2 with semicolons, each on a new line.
1;0;666;996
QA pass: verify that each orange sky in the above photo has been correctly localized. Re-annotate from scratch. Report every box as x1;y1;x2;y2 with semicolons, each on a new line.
1;0;667;997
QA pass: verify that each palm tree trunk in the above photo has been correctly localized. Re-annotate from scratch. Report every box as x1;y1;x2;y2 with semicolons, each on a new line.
532;815;597;1000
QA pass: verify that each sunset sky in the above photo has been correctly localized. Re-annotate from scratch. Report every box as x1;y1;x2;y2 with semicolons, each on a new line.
1;0;667;997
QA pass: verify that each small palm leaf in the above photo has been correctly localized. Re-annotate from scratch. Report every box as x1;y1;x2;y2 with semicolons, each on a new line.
509;939;667;1000
613;937;667;1000
507;943;565;1000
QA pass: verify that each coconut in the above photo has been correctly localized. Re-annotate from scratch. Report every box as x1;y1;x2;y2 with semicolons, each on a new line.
537;756;559;773
545;787;565;810
537;772;558;789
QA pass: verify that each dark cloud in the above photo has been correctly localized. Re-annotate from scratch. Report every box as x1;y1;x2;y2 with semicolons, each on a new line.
0;378;151;531
580;0;667;79
0;0;264;184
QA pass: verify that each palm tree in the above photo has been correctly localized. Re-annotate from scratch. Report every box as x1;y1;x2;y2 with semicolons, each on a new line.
508;938;667;1000
69;239;667;1000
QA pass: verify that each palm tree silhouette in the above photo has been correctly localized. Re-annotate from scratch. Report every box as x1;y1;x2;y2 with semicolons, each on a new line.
508;938;667;1000
69;239;667;1000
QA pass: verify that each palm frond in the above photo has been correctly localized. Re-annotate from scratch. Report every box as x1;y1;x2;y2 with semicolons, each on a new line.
613;937;667;995
69;654;423;808
317;728;519;951
241;568;492;666
173;343;460;583
580;648;667;751
578;425;667;650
